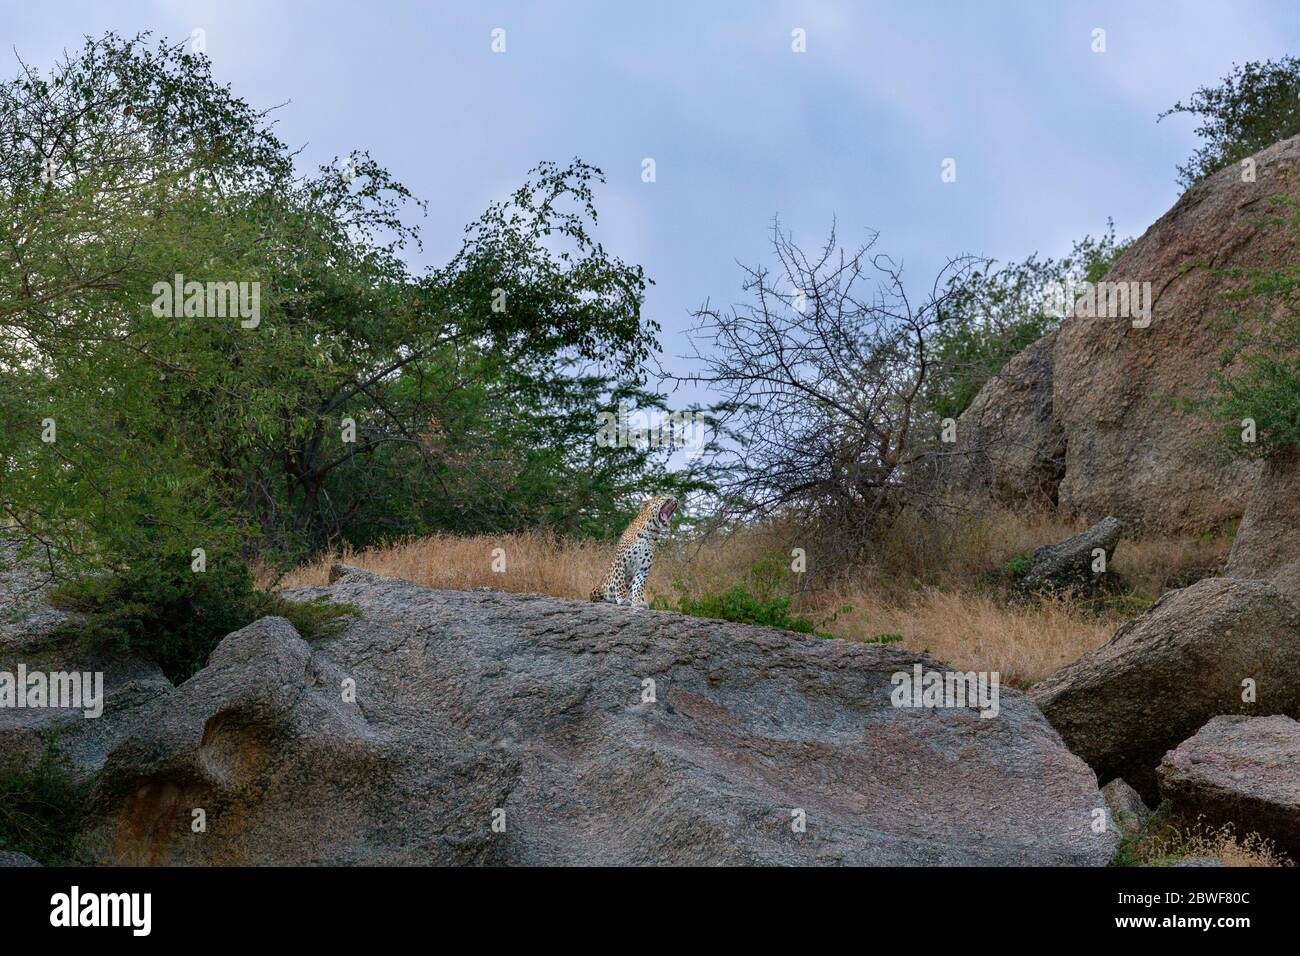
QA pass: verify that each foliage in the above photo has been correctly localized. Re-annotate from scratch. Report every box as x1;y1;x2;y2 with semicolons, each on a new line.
256;593;362;641
1199;197;1300;457
0;33;693;645
653;555;827;635
0;736;89;865
1005;555;1033;580
925;223;1132;421
1159;57;1300;188
50;563;360;683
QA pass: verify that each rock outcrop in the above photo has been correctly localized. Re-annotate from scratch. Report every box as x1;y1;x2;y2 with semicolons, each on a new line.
1017;516;1123;594
1227;450;1300;601
0;535;172;779
1031;576;1300;803
82;566;1117;866
1158;715;1300;862
955;134;1300;531
953;331;1065;504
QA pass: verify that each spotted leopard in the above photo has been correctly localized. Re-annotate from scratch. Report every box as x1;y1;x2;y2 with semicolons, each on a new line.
590;495;679;607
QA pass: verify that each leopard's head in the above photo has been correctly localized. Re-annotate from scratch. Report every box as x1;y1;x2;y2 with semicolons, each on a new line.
641;495;679;532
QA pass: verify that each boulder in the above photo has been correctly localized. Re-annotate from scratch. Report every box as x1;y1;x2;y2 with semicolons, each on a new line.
1226;450;1300;601
1031;576;1300;803
952;331;1065;504
1158;715;1300;862
1017;516;1123;593
83;566;1117;866
955;133;1300;531
1271;560;1300;604
0;851;39;867
0;534;172;779
1102;778;1151;837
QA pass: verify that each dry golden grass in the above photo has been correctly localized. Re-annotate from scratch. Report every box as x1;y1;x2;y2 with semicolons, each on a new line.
1112;530;1235;598
277;530;613;600
1121;814;1294;867
277;506;1233;689
817;588;1117;689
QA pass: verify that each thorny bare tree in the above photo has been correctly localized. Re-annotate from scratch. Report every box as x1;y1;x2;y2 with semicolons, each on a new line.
674;222;988;570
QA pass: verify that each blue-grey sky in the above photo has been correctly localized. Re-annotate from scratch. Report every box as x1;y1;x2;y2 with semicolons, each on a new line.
6;1;1298;384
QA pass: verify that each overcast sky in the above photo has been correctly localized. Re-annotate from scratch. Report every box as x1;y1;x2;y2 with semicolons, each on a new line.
6;1;1299;389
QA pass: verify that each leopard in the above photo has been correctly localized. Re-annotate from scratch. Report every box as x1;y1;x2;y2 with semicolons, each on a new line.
589;495;679;608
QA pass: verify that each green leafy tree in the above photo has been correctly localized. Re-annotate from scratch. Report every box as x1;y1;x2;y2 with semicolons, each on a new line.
0;34;698;678
1159;56;1300;188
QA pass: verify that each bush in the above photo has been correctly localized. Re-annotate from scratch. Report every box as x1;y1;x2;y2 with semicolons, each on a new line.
927;224;1132;420
1160;57;1300;188
51;561;359;684
654;556;836;636
668;586;820;634
1198;196;1300;458
0;736;89;865
1005;555;1034;580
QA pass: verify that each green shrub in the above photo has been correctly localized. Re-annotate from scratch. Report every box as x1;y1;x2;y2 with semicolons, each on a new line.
0;736;89;865
1197;197;1300;458
254;593;362;640
654;555;832;636
670;586;819;634
927;225;1131;420
1005;555;1034;580
1159;57;1300;188
51;557;258;684
51;562;360;684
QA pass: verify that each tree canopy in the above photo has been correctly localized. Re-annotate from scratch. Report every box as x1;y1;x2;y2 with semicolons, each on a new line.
0;33;703;675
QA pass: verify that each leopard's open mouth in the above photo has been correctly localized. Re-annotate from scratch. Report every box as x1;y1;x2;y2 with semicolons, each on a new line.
659;499;677;524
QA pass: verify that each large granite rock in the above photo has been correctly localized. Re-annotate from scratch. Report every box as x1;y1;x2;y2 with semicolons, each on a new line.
953;331;1065;505
955;134;1300;531
83;566;1116;866
1158;715;1300;861
1227;450;1300;601
0;534;172;779
1031;576;1300;803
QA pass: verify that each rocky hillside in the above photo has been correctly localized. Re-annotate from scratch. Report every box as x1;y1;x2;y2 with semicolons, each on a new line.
957;133;1300;531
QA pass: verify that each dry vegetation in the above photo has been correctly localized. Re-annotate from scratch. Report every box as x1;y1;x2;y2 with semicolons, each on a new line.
278;506;1233;688
1118;813;1294;868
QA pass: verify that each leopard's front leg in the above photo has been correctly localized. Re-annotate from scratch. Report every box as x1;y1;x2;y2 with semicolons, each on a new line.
626;554;650;608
